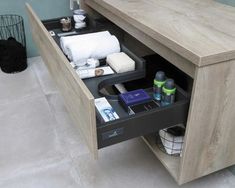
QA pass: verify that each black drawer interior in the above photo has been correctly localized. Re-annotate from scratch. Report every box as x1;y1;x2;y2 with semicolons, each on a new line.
92;57;190;148
42;17;190;149
96;87;189;149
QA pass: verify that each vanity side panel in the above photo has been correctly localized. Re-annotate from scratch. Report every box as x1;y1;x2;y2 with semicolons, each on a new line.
179;60;235;184
26;3;98;158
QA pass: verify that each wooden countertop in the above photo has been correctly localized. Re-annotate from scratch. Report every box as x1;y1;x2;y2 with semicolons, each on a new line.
89;0;235;66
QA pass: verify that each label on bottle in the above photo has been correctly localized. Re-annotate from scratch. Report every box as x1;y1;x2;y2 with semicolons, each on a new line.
153;86;162;101
161;93;175;106
153;81;164;101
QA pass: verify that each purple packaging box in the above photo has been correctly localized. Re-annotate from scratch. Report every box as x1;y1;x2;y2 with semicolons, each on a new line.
119;89;151;110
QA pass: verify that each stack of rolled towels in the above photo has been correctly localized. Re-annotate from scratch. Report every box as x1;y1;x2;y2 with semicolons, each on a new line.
60;31;120;65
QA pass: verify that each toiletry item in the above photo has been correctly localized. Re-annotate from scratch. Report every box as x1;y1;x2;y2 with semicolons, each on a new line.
57;31;77;37
73;9;87;29
49;30;56;37
106;52;135;73
161;79;176;106
75;22;86;29
70;58;100;70
95;97;119;123
119;89;151;111
73;15;86;23
73;9;86;15
114;84;127;94
60;17;72;32
153;71;166;102
128;100;159;115
76;66;114;79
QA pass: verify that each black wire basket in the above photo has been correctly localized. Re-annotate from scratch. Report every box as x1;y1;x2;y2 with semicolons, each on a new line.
0;15;26;46
156;125;185;157
0;15;27;73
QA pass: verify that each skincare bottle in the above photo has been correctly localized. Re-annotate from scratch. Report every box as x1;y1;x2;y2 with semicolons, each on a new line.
161;79;176;106
73;9;87;29
153;71;166;102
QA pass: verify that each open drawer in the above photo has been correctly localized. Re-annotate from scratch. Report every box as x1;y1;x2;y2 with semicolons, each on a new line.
26;4;189;158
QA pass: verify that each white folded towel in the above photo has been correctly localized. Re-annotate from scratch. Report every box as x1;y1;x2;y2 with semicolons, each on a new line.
106;52;135;73
91;35;120;60
60;31;111;55
66;35;120;63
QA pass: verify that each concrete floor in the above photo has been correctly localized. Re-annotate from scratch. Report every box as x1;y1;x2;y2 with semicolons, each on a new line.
0;56;234;188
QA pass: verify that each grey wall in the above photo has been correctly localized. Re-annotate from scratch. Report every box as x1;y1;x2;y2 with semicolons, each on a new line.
0;0;73;57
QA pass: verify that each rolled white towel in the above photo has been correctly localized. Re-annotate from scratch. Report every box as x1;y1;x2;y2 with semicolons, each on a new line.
91;35;120;60
60;31;111;55
67;39;94;62
106;52;135;73
67;35;120;63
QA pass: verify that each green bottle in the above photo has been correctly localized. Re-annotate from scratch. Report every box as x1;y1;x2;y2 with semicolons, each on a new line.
161;79;176;106
153;71;166;102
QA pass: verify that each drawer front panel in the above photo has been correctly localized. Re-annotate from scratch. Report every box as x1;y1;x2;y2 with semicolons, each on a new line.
97;88;189;148
26;4;98;158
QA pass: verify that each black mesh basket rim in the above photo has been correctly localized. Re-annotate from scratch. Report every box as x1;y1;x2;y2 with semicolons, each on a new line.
157;136;183;157
159;129;184;143
156;125;185;156
0;14;24;27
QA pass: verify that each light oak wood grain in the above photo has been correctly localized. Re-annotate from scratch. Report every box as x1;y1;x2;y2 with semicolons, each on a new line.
26;4;98;158
142;135;180;182
84;0;235;67
179;60;235;184
83;0;196;78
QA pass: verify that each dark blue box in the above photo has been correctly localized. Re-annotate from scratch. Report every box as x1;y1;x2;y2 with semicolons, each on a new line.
119;89;151;111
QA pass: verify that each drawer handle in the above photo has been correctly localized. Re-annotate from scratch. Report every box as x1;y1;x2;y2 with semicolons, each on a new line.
102;128;124;140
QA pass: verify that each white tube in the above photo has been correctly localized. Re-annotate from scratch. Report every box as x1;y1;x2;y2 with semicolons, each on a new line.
76;66;114;79
70;58;100;70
